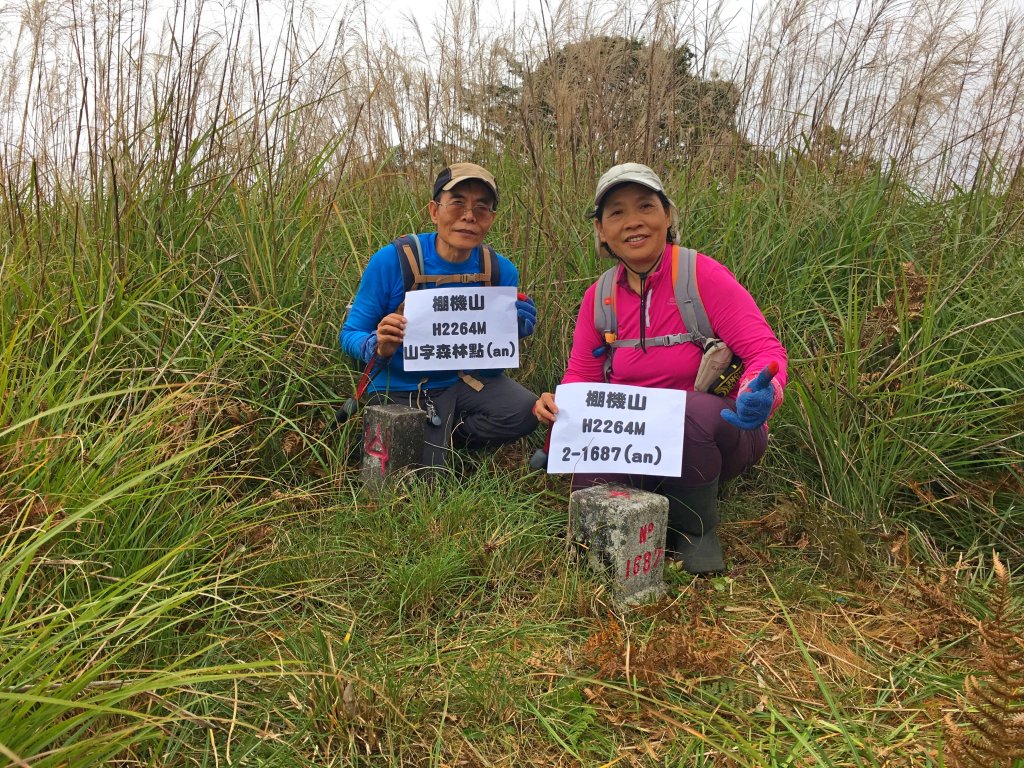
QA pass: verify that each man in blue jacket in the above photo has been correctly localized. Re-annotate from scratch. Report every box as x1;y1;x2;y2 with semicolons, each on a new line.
340;163;539;466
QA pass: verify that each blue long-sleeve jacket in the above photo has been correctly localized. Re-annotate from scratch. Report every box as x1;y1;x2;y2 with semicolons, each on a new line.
339;233;521;393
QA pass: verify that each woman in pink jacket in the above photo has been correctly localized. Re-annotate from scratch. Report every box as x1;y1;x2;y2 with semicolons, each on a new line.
535;163;787;574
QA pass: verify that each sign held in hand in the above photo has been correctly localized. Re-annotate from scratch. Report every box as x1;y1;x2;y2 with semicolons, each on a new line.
547;383;685;476
402;287;519;372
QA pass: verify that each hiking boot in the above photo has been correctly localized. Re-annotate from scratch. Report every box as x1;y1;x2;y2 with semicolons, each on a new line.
665;479;724;575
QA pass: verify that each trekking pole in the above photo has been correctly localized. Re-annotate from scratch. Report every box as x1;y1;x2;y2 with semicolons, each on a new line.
336;353;442;428
336;354;384;424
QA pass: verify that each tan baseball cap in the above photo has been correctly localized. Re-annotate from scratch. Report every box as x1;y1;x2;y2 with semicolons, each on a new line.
432;162;499;205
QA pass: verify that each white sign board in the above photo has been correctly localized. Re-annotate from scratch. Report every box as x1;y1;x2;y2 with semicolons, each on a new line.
547;383;685;476
402;286;519;371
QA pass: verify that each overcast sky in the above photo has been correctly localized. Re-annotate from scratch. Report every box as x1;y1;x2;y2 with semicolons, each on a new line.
372;0;759;38
240;0;778;81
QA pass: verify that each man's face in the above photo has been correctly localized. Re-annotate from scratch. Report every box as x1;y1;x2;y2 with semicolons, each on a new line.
428;180;496;256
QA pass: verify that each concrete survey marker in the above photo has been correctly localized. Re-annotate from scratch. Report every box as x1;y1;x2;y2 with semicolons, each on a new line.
361;405;424;486
569;483;669;606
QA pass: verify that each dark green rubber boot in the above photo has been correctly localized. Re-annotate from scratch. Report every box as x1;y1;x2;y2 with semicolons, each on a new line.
665;479;724;575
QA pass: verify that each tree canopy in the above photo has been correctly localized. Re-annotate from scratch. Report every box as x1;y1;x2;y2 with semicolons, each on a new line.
472;35;741;166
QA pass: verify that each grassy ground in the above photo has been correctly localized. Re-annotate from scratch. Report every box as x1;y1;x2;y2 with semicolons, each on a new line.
2;155;1022;765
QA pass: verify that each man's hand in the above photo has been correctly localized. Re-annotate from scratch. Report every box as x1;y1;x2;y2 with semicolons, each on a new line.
534;392;558;425
375;312;406;358
720;361;778;430
516;293;537;338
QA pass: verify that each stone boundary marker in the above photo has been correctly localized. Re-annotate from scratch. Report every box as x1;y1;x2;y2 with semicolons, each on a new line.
569;483;669;607
361;405;424;486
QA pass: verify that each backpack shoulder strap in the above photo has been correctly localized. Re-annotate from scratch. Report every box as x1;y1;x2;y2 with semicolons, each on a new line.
393;234;424;293
479;244;500;286
395;235;499;289
592;265;620;382
593;265;619;344
590;248;716;382
672;245;712;346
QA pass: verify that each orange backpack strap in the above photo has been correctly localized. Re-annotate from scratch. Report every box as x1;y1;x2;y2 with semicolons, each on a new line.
394;236;500;289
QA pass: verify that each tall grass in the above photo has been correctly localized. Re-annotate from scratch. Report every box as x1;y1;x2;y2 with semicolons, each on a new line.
1;0;1022;763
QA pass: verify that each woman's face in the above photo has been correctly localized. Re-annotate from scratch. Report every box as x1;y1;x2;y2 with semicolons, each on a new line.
594;183;670;272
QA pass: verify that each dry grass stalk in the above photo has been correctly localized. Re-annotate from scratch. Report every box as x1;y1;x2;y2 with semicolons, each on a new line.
2;0;1020;199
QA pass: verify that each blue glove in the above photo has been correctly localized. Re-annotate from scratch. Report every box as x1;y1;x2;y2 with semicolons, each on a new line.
721;362;778;430
516;294;537;338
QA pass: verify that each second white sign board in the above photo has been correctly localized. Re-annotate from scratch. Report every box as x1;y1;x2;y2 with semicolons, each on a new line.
547;383;685;476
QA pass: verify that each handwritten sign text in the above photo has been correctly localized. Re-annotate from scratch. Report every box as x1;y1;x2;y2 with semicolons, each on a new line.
547;383;685;476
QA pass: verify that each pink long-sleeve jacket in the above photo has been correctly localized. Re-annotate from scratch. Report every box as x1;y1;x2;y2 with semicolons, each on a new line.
562;245;787;412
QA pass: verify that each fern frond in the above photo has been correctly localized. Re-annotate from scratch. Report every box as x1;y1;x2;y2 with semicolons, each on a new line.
942;553;1024;768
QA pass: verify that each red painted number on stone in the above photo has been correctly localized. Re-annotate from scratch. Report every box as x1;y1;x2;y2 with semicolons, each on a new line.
364;425;389;473
624;547;664;579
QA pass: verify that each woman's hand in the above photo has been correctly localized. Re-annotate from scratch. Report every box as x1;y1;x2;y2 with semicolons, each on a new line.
534;392;558;425
721;361;778;430
375;312;406;358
